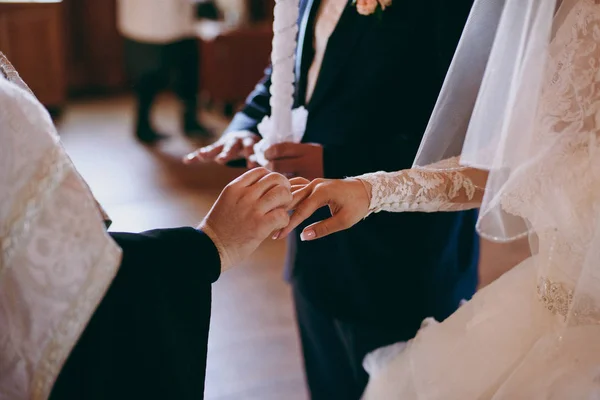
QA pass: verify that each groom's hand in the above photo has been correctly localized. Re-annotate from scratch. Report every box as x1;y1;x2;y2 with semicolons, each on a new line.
199;168;292;271
264;142;324;181
184;130;260;167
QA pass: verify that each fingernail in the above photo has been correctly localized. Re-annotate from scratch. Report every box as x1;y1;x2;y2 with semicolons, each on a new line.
272;231;281;240
301;230;315;241
185;153;196;161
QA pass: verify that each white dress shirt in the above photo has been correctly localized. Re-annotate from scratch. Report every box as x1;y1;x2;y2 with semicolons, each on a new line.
117;0;196;44
305;0;347;102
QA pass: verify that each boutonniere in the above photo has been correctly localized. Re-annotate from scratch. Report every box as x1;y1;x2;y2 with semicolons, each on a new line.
353;0;391;17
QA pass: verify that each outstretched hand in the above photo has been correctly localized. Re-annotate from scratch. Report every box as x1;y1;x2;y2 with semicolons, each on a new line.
183;130;260;168
276;177;372;241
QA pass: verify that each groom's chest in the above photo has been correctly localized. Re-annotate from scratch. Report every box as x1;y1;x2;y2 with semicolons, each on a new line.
295;0;427;110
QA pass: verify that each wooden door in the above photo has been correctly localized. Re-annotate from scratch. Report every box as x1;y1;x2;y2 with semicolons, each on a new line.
0;3;67;107
63;0;126;92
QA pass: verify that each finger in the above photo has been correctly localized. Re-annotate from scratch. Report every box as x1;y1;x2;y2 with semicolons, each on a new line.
291;184;309;193
242;136;257;159
231;167;271;187
266;158;299;175
300;212;352;241
258;185;294;214
265;208;291;234
252;172;291;200
184;143;223;164
264;142;302;160
290;177;311;194
216;139;243;164
271;229;283;240
278;189;327;238
288;184;314;210
247;155;260;170
289;177;310;186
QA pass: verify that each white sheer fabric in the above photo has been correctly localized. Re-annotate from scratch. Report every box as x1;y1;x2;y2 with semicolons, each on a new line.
413;0;557;241
412;0;506;168
358;0;600;398
0;55;121;400
357;157;486;214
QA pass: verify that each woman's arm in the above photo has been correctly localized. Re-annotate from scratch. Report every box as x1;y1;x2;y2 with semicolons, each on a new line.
279;157;487;241
359;157;487;215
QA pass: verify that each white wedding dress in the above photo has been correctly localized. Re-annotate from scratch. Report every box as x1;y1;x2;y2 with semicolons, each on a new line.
353;0;600;398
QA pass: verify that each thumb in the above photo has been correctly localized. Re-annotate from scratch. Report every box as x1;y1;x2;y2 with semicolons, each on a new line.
265;142;301;160
300;211;353;241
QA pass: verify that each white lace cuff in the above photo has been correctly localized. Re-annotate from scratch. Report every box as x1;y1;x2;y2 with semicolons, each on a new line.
357;162;484;214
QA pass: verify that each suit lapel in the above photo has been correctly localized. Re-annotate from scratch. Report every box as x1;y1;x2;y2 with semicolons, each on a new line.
295;0;320;106
307;4;371;111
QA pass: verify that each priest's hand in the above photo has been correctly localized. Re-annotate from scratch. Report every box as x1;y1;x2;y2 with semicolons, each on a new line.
184;130;260;168
275;177;370;241
263;142;324;181
199;168;292;271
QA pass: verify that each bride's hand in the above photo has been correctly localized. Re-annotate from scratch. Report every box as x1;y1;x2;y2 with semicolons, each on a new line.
277;177;371;241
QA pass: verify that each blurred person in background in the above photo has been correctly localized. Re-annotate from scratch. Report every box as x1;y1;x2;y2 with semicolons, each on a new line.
117;0;209;144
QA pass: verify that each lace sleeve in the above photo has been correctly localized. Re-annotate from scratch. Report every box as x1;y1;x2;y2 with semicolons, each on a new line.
357;157;487;214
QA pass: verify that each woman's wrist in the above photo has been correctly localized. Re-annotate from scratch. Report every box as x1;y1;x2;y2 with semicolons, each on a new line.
354;172;387;213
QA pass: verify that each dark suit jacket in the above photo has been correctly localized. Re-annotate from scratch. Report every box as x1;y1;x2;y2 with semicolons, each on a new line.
227;0;479;342
50;228;220;400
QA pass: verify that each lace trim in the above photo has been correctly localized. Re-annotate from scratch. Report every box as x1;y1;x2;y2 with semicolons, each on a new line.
538;276;600;325
0;146;68;275
0;53;111;229
537;277;574;320
0;141;122;398
32;241;121;399
0;66;121;398
0;52;32;94
358;166;482;214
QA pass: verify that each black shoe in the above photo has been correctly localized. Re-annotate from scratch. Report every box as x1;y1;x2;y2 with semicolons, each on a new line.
136;126;168;144
184;118;210;138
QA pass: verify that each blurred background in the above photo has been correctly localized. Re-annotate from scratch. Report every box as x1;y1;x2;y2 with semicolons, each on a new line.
0;1;529;398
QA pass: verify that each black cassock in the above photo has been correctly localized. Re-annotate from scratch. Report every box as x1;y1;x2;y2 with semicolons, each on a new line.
50;227;220;400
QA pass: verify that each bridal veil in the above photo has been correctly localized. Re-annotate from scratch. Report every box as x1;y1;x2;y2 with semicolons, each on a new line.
363;0;600;398
415;0;600;327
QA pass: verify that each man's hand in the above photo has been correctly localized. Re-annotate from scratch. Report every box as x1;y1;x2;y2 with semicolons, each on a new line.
275;177;371;241
199;168;292;271
264;142;324;181
184;130;260;167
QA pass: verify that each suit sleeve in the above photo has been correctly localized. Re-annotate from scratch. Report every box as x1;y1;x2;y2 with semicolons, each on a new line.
50;227;221;400
225;65;273;135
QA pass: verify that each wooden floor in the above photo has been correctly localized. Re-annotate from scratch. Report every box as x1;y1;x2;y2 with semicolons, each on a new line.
57;93;529;399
